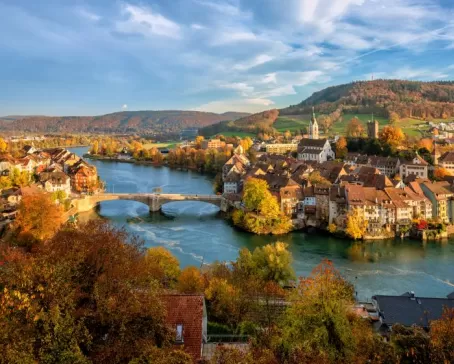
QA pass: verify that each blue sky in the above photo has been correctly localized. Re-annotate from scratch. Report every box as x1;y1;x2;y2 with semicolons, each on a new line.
1;0;454;116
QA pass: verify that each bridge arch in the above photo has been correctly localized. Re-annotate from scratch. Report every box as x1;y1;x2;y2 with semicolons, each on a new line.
74;193;225;214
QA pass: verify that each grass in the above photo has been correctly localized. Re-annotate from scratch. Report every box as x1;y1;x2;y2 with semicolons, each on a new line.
142;142;178;149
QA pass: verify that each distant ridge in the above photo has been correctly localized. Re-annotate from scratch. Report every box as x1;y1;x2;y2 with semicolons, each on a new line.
0;110;250;134
281;79;454;119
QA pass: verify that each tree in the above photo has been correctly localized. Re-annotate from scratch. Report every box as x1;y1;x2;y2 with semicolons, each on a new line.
335;137;348;159
14;191;64;244
307;171;331;186
130;347;193;364
177;266;205;294
345;208;368;240
345;117;365;137
388;111;400;124
242;178;270;212
233;180;292;235
434;167;452;180
145;247;181;287
250;242;295;285
91;140;99;155
430;307;454;363
417;138;433;153
195;135;205;147
0;137;8;153
0;221;172;363
277;260;360;363
379;125;405;147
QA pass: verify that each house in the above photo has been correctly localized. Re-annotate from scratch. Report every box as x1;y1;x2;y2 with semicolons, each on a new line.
259;174;302;217
222;154;250;180
329;185;347;225
23;145;37;154
317;161;348;184
223;171;242;194
39;171;71;195
399;155;428;179
369;156;400;177
163;294;207;361
372;291;454;333
201;139;225;150
265;143;298;155
420;181;454;223
68;160;99;193
297;138;334;163
438;151;454;174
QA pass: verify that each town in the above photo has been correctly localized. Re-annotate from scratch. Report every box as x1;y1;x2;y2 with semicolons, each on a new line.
218;110;454;240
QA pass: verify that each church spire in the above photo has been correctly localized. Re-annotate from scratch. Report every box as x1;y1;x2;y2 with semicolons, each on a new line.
309;106;319;139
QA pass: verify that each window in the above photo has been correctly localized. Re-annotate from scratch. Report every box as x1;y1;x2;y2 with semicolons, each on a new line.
175;324;184;343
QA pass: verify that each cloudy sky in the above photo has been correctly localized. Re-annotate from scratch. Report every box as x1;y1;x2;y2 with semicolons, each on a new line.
1;0;454;116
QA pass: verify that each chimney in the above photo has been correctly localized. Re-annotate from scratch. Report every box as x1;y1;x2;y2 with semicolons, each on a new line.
410;291;415;300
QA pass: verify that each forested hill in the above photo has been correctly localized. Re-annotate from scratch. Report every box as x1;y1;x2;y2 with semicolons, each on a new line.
281;80;454;119
199;109;279;136
0;110;250;134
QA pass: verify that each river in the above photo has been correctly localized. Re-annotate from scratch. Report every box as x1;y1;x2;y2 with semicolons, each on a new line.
70;147;454;299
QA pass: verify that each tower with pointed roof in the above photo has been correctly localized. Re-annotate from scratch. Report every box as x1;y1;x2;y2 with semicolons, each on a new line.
309;107;319;140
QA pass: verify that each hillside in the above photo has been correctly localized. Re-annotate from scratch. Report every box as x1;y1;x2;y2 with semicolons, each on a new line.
281;80;454;120
199;109;279;136
0;110;249;134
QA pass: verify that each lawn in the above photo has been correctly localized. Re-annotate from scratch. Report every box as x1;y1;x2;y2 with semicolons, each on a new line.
143;142;178;149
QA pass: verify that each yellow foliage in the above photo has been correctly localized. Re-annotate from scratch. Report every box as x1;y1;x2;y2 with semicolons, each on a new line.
328;223;337;234
345;208;368;240
379;125;405;147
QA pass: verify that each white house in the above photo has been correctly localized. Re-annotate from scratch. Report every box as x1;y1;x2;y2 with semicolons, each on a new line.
399;155;428;179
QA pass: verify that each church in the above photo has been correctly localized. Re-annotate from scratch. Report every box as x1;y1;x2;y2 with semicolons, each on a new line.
297;108;335;163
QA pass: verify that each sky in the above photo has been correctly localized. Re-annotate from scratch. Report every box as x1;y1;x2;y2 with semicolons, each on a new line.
1;0;454;116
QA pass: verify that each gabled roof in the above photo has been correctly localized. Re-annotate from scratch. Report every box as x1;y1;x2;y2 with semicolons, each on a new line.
373;292;454;328
298;138;328;149
163;295;205;360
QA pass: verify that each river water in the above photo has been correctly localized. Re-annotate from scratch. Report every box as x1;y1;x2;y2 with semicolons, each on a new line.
70;147;454;299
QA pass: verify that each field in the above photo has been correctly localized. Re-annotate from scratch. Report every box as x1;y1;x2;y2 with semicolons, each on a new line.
142;142;178;149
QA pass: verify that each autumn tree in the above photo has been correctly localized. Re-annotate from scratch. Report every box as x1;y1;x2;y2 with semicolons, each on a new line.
417;138;433;153
14;191;64;244
433;167;452;180
379;125;405;148
91;140;99;155
430;307;454;363
345;208;368;240
345;117;365;137
307;171;331;186
233;178;292;235
177;266;205;293
335;136;348;159
277;260;358;362
388;111;400;124
0;137;8;153
145;246;181;287
249;242;295;285
0;220;172;363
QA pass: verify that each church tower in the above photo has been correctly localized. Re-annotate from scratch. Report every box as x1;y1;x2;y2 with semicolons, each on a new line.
309;106;319;139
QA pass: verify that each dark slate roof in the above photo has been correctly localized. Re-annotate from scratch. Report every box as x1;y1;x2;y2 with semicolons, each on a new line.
298;138;327;152
373;293;454;328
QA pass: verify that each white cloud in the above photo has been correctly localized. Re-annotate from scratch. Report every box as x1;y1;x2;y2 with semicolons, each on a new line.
219;82;254;96
233;54;274;71
116;4;181;39
213;30;257;45
122;104;128;110
76;7;101;22
194;98;275;113
191;23;206;30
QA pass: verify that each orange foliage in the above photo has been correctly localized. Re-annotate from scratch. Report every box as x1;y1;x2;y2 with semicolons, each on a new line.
14;192;64;243
177;266;205;294
434;167;452;180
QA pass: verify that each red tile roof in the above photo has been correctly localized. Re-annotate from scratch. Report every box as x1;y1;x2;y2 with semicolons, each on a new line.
163;294;205;360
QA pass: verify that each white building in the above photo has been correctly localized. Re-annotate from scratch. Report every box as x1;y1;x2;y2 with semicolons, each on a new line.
399;155;428;179
297;138;334;163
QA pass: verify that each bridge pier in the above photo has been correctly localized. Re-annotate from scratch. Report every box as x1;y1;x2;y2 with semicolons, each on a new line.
149;196;162;212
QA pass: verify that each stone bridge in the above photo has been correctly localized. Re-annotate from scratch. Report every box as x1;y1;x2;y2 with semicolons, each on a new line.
73;193;227;213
